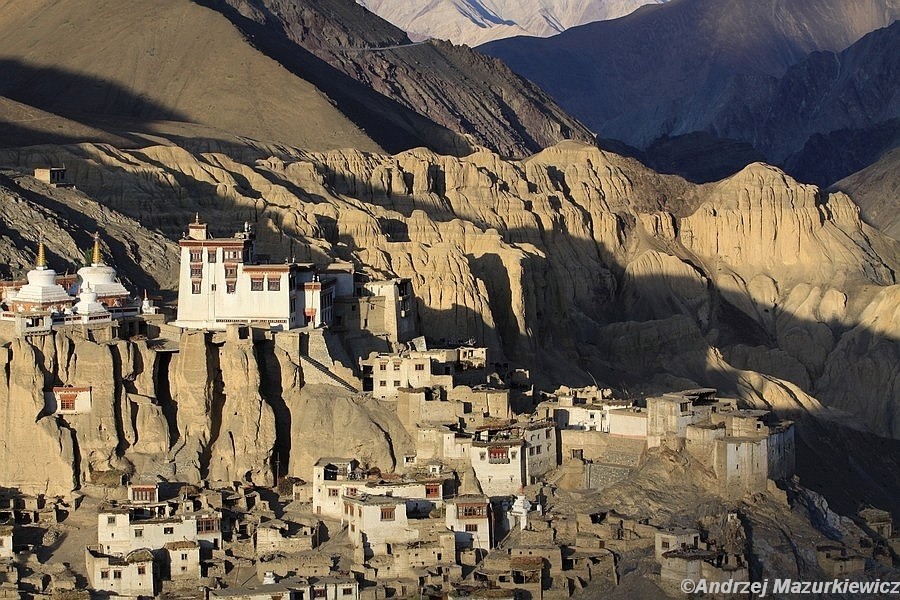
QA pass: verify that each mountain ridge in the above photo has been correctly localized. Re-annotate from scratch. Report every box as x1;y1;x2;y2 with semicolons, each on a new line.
356;0;667;46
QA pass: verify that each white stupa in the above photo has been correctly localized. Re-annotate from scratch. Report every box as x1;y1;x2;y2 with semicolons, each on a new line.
7;240;75;313
72;283;111;323
75;233;130;306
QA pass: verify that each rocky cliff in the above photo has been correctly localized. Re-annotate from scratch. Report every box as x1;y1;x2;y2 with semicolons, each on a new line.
1;140;898;513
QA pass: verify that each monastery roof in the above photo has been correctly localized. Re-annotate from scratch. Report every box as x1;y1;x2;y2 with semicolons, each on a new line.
315;457;356;466
346;494;407;506
728;409;770;418
662;547;717;561
450;494;489;503
164;540;199;550
510;556;544;570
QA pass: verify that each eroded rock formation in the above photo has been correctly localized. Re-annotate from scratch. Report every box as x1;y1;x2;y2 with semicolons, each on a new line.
0;139;898;505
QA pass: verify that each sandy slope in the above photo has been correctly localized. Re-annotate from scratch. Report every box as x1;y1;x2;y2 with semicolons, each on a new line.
0;0;381;152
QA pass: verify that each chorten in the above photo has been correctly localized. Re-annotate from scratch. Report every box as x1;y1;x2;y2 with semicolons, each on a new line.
72;283;111;323
7;240;75;313
75;233;130;306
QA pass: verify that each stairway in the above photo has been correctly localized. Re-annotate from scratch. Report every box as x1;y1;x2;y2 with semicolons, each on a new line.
298;354;359;393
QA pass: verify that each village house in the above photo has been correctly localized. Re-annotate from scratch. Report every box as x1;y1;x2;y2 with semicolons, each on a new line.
334;278;417;346
361;345;491;399
163;540;201;581
683;408;795;498
85;546;155;597
470;420;558;497
414;424;474;463
208;576;359;600
312;458;448;520
96;503;222;556
255;518;319;555
816;543;866;577
445;495;492;552
33;166;71;187
344;494;412;560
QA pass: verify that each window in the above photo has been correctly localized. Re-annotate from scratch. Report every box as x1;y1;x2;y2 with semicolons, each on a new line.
314;590;326;599
379;381;386;387
250;278;264;291
181;553;188;560
329;488;339;497
379;364;387;371
346;487;357;496
100;570;109;580
107;516;116;525
192;282;201;294
137;565;146;575
268;278;281;291
393;380;401;387
113;571;122;579
488;446;509;463
164;527;174;535
132;487;155;502
198;518;219;533
465;523;478;532
380;506;396;521
225;266;238;278
226;281;236;294
546;429;551;439
134;528;143;538
460;504;485;517
393;363;401;371
208;250;217;263
415;364;425;371
190;251;202;262
59;394;76;411
536;446;542;454
343;588;354;596
190;266;203;278
426;483;441;498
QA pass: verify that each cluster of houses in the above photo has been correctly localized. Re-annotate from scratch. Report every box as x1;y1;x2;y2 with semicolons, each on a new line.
0;206;896;598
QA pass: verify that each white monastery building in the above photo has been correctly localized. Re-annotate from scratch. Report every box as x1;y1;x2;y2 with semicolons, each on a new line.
174;215;339;330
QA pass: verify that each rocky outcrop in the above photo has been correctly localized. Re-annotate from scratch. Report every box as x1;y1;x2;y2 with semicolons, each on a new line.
207;339;277;486
0;340;76;496
2;137;900;519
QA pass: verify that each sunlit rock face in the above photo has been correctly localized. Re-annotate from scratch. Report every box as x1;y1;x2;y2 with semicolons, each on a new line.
1;135;899;502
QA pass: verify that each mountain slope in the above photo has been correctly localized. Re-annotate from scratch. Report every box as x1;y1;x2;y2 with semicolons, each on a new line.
0;0;383;152
208;0;595;157
832;146;900;240
480;0;900;150
357;0;666;46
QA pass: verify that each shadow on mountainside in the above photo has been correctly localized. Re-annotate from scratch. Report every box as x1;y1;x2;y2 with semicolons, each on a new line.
195;0;472;157
2;143;899;519
0;60;194;149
